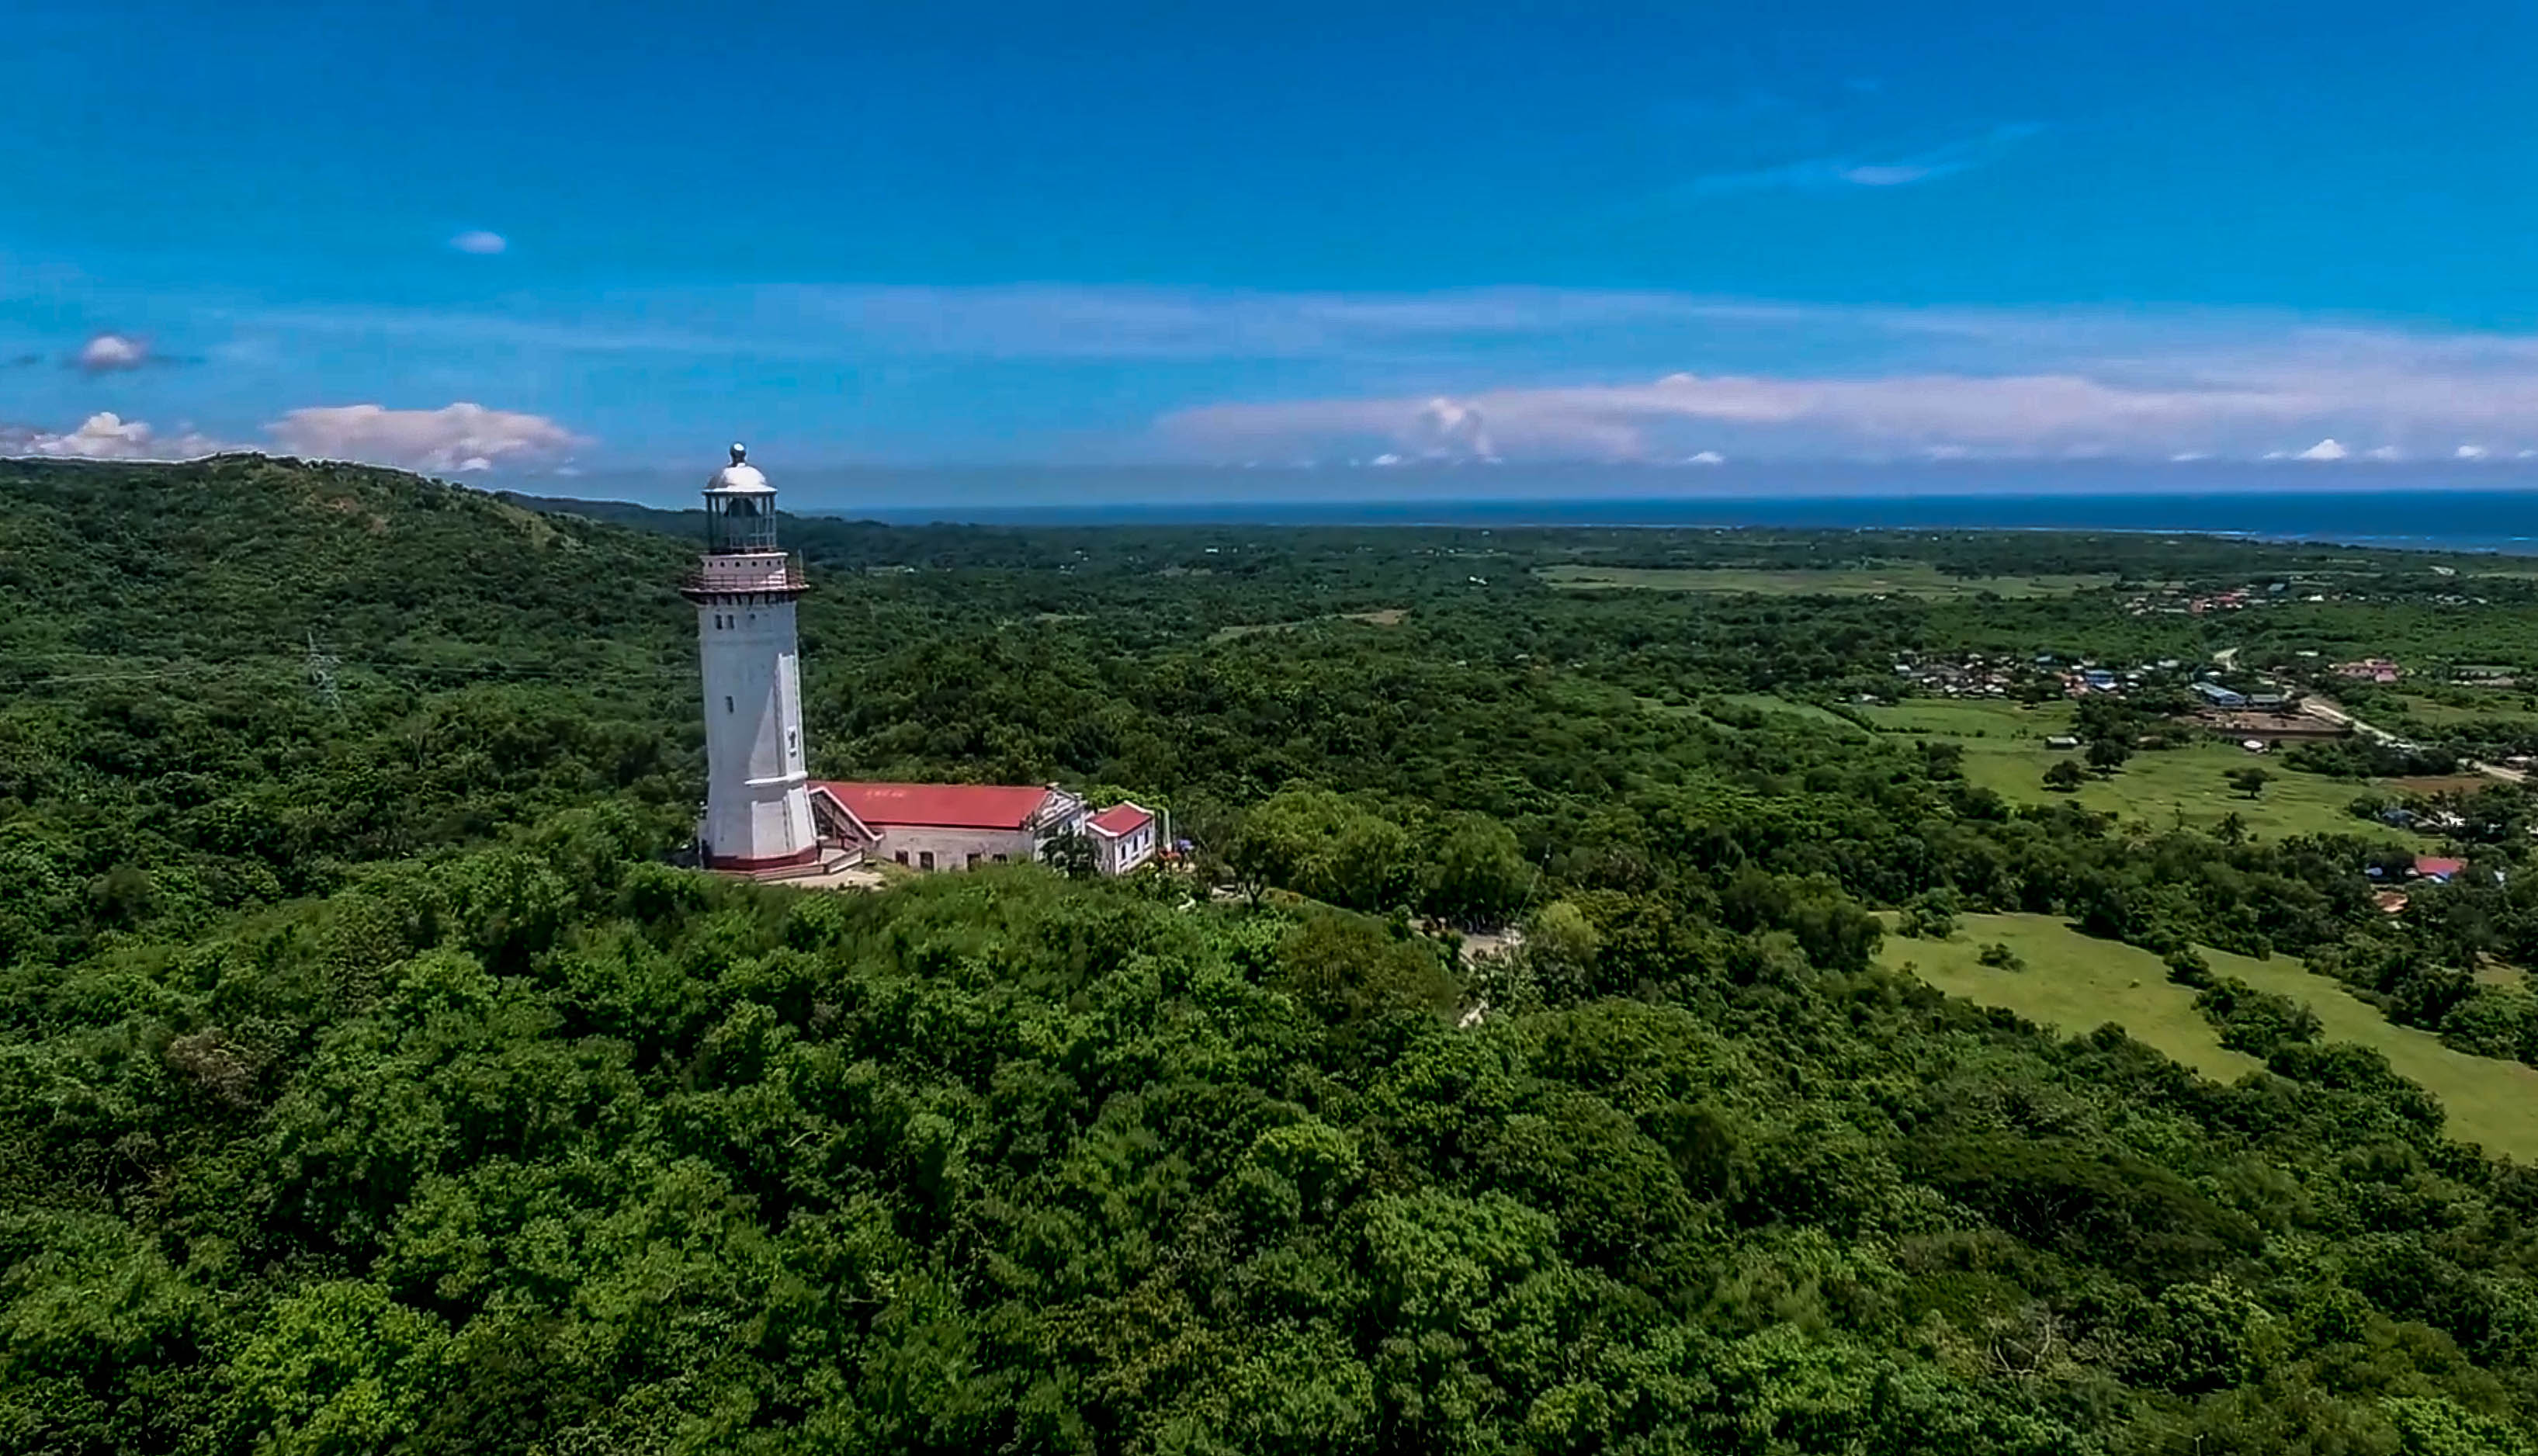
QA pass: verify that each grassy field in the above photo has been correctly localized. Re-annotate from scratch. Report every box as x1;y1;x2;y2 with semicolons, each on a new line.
1536;563;2115;598
1209;608;1409;643
1884;913;2538;1159
1644;692;1871;735
1863;698;2043;737
1708;692;1867;732
1862;698;2422;843
1884;912;2258;1081
2391;694;2538;727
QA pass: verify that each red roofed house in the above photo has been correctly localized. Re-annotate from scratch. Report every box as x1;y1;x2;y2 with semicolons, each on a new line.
2413;855;2468;883
1086;802;1160;876
808;781;1089;872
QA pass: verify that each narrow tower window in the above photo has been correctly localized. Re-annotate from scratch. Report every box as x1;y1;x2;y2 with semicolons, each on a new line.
725;695;734;714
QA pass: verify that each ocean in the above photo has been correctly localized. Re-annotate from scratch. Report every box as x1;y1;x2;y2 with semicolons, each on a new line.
556;462;2538;553
855;490;2538;552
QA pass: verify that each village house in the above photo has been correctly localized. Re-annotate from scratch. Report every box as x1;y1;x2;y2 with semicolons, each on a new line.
806;781;1162;875
1086;802;1162;875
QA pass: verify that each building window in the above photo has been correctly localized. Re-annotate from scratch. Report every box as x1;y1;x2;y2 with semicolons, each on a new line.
993;854;1007;864
724;695;734;713
894;851;908;865
966;852;981;868
919;851;936;870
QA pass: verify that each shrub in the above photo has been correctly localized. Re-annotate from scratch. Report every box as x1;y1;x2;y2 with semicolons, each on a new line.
2165;947;2214;989
1977;941;2025;971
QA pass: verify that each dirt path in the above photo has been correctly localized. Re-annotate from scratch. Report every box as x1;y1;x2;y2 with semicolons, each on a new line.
2306;694;2527;783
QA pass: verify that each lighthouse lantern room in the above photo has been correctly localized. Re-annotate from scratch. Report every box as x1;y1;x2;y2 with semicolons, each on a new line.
681;443;819;874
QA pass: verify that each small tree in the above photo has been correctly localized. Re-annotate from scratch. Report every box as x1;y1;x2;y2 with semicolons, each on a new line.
1423;813;1532;927
2086;737;2132;774
1038;829;1095;879
1976;941;2026;971
2165;946;2214;988
2043;760;2087;792
2225;767;2273;800
1898;890;1958;940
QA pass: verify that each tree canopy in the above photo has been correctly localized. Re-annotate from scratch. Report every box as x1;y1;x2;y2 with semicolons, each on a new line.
9;457;2538;1452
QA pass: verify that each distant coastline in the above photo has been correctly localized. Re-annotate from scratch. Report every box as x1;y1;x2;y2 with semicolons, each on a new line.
837;488;2538;554
539;462;2538;553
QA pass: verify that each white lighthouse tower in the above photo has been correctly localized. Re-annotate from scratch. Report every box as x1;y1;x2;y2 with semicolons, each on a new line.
683;443;819;874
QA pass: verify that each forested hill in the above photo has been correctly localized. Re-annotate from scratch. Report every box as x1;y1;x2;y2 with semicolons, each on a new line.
3;455;691;671
16;458;2538;1451
0;457;701;965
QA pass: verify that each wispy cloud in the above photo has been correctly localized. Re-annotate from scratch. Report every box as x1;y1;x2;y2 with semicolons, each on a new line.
449;230;508;255
1687;122;2044;196
1158;322;2538;464
50;274;2538;465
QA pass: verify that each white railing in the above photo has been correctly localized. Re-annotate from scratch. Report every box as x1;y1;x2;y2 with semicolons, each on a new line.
681;557;806;595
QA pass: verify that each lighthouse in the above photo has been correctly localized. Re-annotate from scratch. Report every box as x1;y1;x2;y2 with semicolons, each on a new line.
682;443;819;874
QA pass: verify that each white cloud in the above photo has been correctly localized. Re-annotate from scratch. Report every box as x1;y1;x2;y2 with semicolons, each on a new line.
264;402;583;473
2458;444;2491;459
1166;369;2329;463
1406;397;1495;460
1691;123;2044;196
2363;444;2402;461
1;412;227;459
75;332;152;373
104;279;2538;462
1686;449;1727;464
449;230;508;255
1154;324;2538;463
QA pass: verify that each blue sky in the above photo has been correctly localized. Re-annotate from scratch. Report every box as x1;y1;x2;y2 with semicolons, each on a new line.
11;1;2538;480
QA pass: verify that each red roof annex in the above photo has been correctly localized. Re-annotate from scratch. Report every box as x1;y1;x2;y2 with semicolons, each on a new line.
1087;803;1153;837
811;781;1055;830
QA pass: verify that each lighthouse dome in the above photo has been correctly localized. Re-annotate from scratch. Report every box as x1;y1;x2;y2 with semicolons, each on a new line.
707;442;772;494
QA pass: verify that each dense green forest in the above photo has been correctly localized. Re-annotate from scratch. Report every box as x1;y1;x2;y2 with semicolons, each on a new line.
13;455;2538;1451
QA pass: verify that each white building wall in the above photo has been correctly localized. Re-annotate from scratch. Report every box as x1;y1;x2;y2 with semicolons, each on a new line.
698;589;814;865
872;823;1039;871
1095;822;1157;875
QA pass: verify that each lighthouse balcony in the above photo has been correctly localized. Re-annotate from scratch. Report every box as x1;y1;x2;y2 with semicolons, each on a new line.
681;554;808;599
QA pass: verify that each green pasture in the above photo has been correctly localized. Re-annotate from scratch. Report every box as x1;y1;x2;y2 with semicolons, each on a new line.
1535;563;2114;598
1884;912;2256;1082
1862;698;2423;844
2387;693;2538;729
1885;913;2538;1159
1862;698;2040;736
1209;608;1411;643
1708;692;1867;732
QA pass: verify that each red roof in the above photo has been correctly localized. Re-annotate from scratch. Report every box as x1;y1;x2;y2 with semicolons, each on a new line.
1087;803;1153;837
2415;855;2468;879
811;781;1055;830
